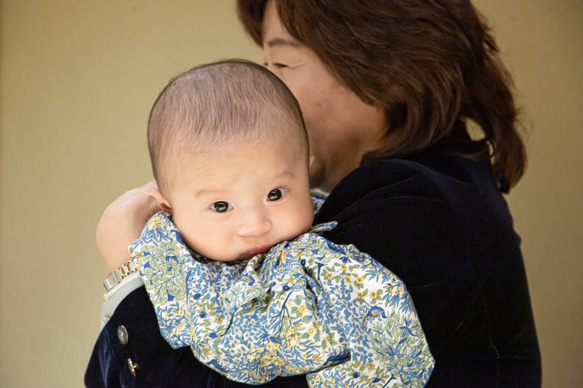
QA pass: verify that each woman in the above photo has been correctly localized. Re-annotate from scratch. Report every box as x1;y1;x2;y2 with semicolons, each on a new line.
86;0;541;386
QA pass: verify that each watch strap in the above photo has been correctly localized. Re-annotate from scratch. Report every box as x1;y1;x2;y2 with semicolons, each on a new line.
103;261;138;292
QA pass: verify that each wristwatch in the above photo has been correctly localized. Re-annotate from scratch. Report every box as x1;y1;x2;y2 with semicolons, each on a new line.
103;261;138;292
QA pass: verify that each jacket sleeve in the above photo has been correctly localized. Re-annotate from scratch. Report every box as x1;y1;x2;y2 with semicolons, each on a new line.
85;285;308;388
84;285;221;388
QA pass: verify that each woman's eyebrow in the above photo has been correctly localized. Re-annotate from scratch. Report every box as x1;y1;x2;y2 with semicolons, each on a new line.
266;38;300;48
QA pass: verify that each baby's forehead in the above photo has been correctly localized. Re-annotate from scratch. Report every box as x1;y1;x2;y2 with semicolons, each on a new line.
182;130;301;164
165;156;299;200
160;118;307;176
181;121;304;153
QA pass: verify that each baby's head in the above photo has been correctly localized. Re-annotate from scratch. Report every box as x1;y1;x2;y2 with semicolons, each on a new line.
147;59;314;262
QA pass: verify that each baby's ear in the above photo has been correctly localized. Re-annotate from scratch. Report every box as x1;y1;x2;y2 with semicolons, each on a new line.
148;188;172;212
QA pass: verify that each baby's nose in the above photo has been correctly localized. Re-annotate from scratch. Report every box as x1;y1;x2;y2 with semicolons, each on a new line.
238;209;272;237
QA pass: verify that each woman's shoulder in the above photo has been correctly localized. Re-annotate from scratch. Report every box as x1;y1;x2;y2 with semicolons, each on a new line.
357;140;491;193
318;141;495;222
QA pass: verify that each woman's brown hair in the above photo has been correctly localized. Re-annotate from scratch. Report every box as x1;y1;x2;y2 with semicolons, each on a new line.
238;0;526;193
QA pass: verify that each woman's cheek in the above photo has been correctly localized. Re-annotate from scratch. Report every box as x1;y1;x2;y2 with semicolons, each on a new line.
308;158;325;189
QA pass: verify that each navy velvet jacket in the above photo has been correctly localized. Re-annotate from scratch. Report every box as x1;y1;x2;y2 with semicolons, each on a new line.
86;139;541;387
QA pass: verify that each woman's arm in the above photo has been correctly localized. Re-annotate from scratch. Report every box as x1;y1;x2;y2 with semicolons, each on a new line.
94;182;160;327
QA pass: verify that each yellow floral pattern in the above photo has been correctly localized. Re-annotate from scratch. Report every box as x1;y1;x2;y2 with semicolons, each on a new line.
131;212;434;387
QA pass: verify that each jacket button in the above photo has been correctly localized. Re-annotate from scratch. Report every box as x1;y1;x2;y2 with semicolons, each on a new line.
117;325;129;345
127;358;139;377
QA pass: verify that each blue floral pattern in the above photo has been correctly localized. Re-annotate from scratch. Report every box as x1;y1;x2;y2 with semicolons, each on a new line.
131;213;434;387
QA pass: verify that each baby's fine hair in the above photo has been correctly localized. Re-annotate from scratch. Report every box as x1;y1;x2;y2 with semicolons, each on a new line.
148;59;308;190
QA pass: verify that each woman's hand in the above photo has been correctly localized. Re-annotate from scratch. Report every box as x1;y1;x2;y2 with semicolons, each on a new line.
96;181;161;272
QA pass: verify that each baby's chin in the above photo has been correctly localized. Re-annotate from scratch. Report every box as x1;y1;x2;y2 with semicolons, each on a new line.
204;246;272;262
236;245;273;261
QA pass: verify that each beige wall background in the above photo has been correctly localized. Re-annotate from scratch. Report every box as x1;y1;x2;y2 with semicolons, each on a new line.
0;0;581;386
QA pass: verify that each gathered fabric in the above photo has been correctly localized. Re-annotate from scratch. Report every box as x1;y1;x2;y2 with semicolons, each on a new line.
131;212;434;387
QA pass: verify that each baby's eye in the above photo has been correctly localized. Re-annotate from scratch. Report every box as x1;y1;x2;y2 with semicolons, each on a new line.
211;201;232;213
267;188;286;201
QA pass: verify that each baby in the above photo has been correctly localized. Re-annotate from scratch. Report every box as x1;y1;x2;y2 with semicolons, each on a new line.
131;59;434;387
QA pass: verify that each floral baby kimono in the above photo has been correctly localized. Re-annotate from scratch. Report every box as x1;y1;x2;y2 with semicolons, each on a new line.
131;213;434;387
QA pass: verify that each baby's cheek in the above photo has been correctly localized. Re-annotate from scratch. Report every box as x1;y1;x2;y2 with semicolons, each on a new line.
181;224;215;253
180;230;202;252
295;204;315;234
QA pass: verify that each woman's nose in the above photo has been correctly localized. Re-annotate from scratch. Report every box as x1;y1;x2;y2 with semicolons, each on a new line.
237;209;272;237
